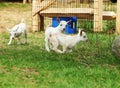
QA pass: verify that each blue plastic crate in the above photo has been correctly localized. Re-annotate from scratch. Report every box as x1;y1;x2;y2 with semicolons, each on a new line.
52;17;77;34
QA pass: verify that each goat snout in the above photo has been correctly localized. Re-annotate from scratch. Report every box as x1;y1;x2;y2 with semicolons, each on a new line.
85;38;88;42
61;28;65;33
63;28;65;31
12;37;14;40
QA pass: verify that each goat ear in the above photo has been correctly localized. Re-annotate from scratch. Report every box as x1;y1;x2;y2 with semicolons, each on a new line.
79;30;83;36
67;20;72;24
21;18;25;23
56;17;60;23
6;27;11;33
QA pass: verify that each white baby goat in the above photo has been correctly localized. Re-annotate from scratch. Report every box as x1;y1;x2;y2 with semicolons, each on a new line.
45;18;71;52
7;18;27;45
49;29;87;53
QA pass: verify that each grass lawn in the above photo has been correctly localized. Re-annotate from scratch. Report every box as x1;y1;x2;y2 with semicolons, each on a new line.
0;2;120;88
0;32;120;88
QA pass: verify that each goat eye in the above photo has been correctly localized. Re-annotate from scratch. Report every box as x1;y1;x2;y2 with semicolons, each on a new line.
60;24;62;26
83;36;86;38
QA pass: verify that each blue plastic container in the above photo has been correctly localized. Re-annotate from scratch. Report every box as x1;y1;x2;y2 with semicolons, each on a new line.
52;17;77;34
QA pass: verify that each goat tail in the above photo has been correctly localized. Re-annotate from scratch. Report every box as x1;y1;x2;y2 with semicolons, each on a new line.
45;37;50;52
46;25;52;28
21;18;25;23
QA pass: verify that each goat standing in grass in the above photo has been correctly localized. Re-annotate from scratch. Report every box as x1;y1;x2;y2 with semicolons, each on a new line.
6;18;27;45
49;29;88;53
45;18;71;52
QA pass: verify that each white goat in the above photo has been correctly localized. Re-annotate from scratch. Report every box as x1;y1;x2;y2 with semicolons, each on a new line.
49;29;87;53
6;18;27;45
45;18;71;52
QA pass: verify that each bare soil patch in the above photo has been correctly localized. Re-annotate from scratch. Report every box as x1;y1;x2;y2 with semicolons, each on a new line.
0;3;32;33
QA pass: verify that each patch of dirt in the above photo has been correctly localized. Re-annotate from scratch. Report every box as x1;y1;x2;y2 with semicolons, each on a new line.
0;65;9;74
11;66;39;75
21;67;39;75
0;5;32;34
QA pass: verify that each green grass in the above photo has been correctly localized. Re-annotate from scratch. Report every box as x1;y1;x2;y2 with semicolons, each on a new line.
0;32;120;88
0;2;30;10
0;2;119;88
78;19;116;32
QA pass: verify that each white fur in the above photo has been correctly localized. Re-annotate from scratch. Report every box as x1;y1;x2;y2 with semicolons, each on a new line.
7;18;27;45
45;20;70;52
49;29;88;53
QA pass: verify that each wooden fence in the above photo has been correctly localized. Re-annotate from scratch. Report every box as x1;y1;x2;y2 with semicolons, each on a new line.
32;0;120;34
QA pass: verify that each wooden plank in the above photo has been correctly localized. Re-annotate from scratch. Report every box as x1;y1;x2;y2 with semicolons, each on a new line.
116;0;120;34
40;8;116;20
40;8;93;14
40;8;94;19
83;0;89;3
103;11;116;20
33;0;56;16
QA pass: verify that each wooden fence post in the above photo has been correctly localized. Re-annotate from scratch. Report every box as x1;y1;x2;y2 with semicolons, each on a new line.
32;0;44;32
39;0;44;31
23;0;32;4
32;0;40;32
83;0;89;4
80;0;89;3
116;0;120;34
23;0;27;4
28;0;32;3
94;0;103;32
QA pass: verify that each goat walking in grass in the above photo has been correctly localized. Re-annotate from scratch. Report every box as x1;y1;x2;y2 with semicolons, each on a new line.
45;18;71;52
49;29;88;53
6;18;27;45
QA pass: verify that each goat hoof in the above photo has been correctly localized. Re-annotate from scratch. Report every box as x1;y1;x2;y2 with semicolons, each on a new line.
8;43;11;45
